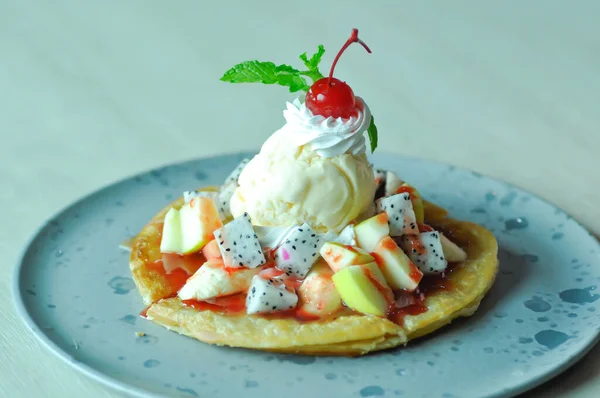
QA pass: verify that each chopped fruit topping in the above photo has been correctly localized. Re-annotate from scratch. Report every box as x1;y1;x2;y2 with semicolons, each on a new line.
305;29;371;119
297;259;343;318
181;198;223;254
319;242;374;273
274;223;323;278
214;213;266;268
384;171;404;197
332;262;392;317
202;239;222;260
376;193;419;236
396;183;425;225
178;259;260;301
418;224;434;233
372;237;423;291
399;231;448;274
160;197;223;255
246;275;298;314
160;208;182;254
439;234;467;262
354;213;390;253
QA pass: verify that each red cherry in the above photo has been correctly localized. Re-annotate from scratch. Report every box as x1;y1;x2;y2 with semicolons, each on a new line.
305;28;371;119
305;77;356;119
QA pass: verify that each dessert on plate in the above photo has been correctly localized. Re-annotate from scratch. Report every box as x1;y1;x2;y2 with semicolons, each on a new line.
128;29;499;356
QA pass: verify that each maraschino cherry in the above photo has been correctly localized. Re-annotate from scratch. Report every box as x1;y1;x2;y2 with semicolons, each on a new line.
305;29;371;119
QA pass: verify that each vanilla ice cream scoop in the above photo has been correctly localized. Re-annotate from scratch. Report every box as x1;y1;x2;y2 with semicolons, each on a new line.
230;99;376;233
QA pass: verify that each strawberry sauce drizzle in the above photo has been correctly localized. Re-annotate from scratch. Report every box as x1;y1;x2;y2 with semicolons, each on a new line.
183;293;247;313
147;260;191;292
388;263;458;325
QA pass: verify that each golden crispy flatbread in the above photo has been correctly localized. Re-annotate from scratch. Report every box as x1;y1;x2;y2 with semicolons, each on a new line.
130;194;498;356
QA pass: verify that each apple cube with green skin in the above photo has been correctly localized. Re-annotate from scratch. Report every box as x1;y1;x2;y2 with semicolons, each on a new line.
372;236;423;291
297;259;343;318
440;234;467;262
178;258;260;301
332;262;392;317
160;208;183;253
160;197;223;255
361;261;394;303
320;242;374;273
354;213;390;253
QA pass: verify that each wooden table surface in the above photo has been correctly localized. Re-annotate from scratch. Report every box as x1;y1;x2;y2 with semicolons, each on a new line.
1;0;599;397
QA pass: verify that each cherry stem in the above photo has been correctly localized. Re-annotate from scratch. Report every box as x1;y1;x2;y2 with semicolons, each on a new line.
328;28;372;84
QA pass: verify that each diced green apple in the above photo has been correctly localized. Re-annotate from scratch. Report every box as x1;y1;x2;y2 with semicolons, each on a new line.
178;259;259;300
372;236;423;291
361;261;394;303
440;234;467;262
320;242;374;273
179;197;223;254
354;213;390;253
297;259;343;318
160;207;183;253
160;197;223;255
332;262;391;317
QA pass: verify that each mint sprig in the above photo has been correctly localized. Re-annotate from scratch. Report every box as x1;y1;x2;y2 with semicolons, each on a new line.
220;44;378;152
298;45;325;83
367;116;378;153
220;61;310;93
220;46;325;93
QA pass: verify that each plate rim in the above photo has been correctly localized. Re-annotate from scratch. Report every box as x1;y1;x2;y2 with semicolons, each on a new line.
11;214;165;398
11;151;600;398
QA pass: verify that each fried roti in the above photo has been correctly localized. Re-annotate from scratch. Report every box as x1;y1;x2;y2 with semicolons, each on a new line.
130;193;498;356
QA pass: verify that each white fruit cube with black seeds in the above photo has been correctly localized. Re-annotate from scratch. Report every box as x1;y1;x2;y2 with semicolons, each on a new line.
400;231;448;274
223;158;250;185
274;223;323;278
213;213;266;268
217;182;237;219
376;192;419;236
246;276;298;314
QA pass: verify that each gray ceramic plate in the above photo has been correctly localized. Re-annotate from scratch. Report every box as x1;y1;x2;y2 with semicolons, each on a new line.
13;153;600;398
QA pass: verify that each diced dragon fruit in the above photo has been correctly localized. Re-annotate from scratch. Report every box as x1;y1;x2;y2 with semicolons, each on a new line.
335;225;356;246
217;182;237;219
274;223;322;278
223;158;250;185
374;169;386;191
376;192;419;236
319;224;357;247
385;171;404;197
178;259;259;301
214;213;266;268
254;225;297;250
399;231;448;274
246;275;298;314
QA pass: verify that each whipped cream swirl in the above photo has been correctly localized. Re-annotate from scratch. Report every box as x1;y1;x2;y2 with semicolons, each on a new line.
280;98;372;158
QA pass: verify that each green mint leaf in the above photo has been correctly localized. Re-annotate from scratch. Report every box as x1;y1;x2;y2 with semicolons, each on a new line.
298;45;325;83
220;61;310;92
367;115;378;153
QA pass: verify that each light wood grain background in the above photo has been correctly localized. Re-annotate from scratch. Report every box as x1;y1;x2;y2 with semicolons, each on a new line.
1;0;599;397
